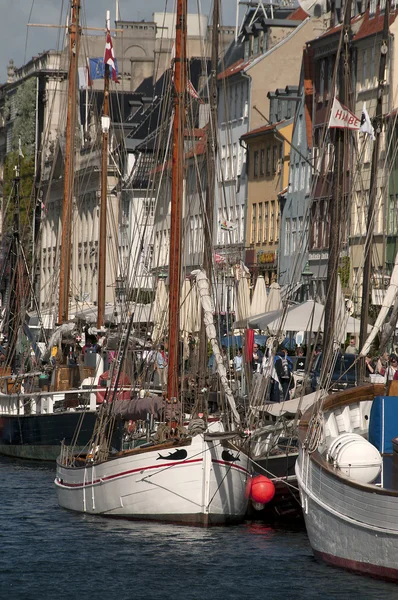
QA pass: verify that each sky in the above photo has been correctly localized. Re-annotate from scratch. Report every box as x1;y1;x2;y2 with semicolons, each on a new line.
1;0;242;83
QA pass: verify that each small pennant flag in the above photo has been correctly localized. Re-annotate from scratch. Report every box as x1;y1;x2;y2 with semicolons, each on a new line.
360;103;375;141
104;30;119;83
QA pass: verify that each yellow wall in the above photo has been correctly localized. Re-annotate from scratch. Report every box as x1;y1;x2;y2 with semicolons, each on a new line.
244;122;293;280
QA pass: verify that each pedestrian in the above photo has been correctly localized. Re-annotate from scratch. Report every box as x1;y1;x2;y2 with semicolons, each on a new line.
233;348;243;379
386;354;398;381
275;346;294;401
252;343;263;372
345;335;358;355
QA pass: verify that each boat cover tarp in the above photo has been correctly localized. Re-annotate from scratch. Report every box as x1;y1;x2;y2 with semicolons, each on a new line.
111;395;163;421
368;396;398;454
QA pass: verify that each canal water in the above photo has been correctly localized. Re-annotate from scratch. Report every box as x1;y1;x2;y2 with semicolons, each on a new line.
1;456;396;600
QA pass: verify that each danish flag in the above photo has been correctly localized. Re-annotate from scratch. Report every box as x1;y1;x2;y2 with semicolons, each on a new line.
104;30;119;83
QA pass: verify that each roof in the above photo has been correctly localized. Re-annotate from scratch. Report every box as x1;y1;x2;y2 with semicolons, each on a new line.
241;118;291;141
287;6;310;21
354;6;398;41
218;58;251;81
315;6;398;43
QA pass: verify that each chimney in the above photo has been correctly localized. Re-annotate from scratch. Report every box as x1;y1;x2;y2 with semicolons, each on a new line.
7;59;15;83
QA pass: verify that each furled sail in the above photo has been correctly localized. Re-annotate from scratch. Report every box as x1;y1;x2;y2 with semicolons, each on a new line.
191;269;240;425
360;251;398;357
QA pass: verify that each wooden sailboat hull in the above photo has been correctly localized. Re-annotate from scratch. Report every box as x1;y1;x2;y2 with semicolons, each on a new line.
296;384;398;581
55;424;251;525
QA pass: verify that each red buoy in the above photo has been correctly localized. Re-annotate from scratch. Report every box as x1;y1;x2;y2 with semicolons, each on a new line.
250;475;275;504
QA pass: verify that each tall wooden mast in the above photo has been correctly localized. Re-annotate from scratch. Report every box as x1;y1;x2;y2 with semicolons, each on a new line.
358;0;391;377
322;0;351;376
167;0;187;402
58;0;81;324
97;12;111;330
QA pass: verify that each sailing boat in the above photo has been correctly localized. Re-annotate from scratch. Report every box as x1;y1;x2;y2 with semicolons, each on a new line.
55;0;251;525
294;0;398;579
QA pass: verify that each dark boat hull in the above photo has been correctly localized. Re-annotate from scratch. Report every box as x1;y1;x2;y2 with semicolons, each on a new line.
0;411;99;461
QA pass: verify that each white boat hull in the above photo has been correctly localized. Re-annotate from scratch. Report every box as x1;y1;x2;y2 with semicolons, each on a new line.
296;444;398;581
55;427;250;525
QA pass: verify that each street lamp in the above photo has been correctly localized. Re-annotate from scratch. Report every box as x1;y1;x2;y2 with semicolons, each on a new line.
301;262;313;301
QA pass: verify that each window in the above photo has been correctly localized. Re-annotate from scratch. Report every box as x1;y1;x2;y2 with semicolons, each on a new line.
362;49;368;90
310;202;319;249
328;57;334;99
226;145;231;179
266;147;271;175
319;59;325;102
297;115;302;145
244;39;250;60
251;204;257;244
144;199;155;218
285;219;291;255
294;163;299;191
253;36;259;55
291;218;297;254
232;142;237;178
270;201;275;241
253;150;259;177
258;203;263;243
237;146;243;178
264;202;269;243
388;194;398;235
319;200;326;247
221;145;226;180
276;202;279;243
260;148;265;176
272;145;278;174
324;59;330;99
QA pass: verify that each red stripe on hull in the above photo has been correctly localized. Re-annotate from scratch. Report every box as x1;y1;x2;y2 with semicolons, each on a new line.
212;459;250;475
313;548;398;582
57;458;203;488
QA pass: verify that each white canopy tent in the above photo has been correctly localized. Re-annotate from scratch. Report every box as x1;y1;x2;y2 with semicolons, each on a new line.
245;300;368;334
250;276;267;316
265;281;282;313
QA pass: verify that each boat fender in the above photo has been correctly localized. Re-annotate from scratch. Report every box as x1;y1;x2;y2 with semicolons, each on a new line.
248;475;275;504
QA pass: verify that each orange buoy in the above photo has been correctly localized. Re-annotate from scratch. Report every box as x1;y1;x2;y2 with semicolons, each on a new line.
250;475;275;504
